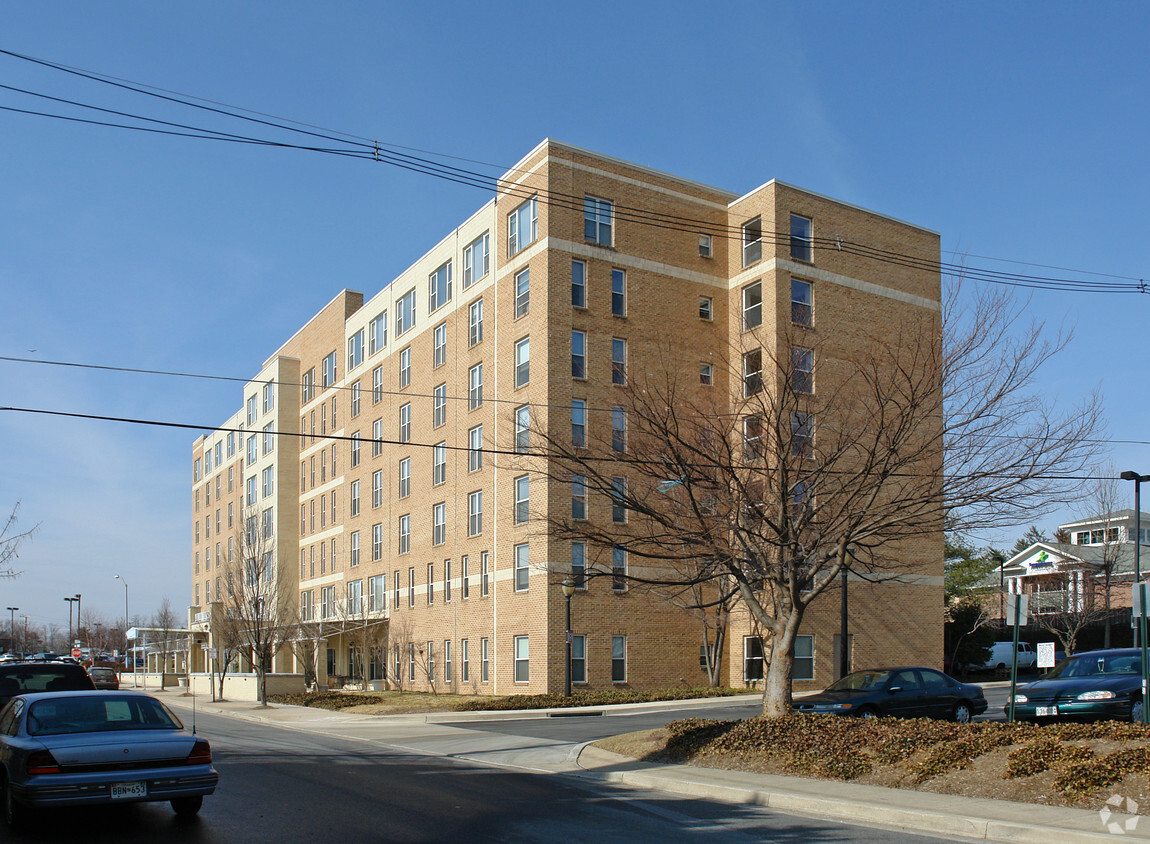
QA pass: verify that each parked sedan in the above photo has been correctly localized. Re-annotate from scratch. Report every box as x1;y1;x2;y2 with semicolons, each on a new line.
1009;648;1144;723
87;668;119;691
793;667;988;722
0;690;217;827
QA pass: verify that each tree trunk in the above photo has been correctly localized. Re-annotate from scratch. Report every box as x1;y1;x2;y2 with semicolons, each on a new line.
761;620;799;717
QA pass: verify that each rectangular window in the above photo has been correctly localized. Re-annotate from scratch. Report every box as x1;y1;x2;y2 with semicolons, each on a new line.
429;261;452;312
611;635;627;682
432;502;446;546
372;469;383;508
348;329;364;371
792;411;814;459
463;232;489;288
611;406;626;453
433;384;447;427
698;233;712;257
611;338;627;385
743;349;762;397
399;347;411;388
792;278;813;327
514;475;529;524
372;523;383;561
246;394;257;427
461;638;469;682
515;337;530;388
399;457;411;498
562;329;588;384
481;551;490;597
247;435;257;466
394;571;400;610
481;637;489;682
571;541;586;589
301;368;315;403
347;579;363;616
742;216;762;266
468;425;483;471
744;636;764;681
514;268;530;318
350;432;361;467
584;195;613;245
261;423;274;455
611;477;627;523
246;475;257;506
427;563;435;603
790;213;813;262
399;514;410;555
742;281;762;331
514;543;529;591
792;346;814;394
461;556;470;599
369;310;387;354
514;404;530;452
444;639;452;681
262;465;274;498
571;635;587;684
794;635;814;680
699;296;712;320
396;288;416;336
571;259;587;308
468;299;483;346
350;531;360;567
350;480;361;516
571;400;586;448
743;415;763;460
514;635;529;682
612;546;627;591
408;643;415;681
469;363;483;409
433;443;446;485
611;268;626;316
399;403;411;443
700;363;713;386
468;490;482;536
300;590;313;621
322;351;337;388
372;365;383;403
508;196;538;255
369;574;385;612
572;475;587;520
408;567;415;607
351;382;361;417
433;322;447;368
321;586;335;620
262;380;274;414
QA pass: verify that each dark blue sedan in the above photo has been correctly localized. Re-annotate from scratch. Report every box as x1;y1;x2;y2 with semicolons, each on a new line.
1009;648;1145;723
793;667;988;722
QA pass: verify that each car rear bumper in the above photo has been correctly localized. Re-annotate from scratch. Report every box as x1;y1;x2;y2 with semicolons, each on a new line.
12;765;218;808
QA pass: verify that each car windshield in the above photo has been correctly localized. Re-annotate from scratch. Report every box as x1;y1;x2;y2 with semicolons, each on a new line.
27;696;183;736
826;670;892;692
1047;654;1141;679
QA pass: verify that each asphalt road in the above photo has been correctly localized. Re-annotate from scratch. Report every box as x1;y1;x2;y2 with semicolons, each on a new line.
7;708;974;844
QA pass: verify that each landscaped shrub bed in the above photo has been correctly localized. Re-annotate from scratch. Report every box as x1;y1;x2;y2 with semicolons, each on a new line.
659;715;1150;796
453;687;746;711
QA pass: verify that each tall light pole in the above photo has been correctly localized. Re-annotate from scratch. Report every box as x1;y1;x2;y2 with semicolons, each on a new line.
75;593;82;646
6;607;17;653
115;574;129;661
65;596;78;646
1120;471;1149;647
561;578;576;698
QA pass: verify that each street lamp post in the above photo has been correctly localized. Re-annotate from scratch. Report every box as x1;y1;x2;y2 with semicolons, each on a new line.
115;575;129;662
6;607;17;654
75;593;82;646
561;578;576;698
1120;471;1149;646
65;596;78;647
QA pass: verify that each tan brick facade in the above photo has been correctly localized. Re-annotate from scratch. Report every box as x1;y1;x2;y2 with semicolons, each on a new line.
188;140;943;695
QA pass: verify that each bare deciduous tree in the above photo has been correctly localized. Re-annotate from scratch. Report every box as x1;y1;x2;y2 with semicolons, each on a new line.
1083;468;1125;648
153;597;177;691
537;283;1105;716
0;502;37;579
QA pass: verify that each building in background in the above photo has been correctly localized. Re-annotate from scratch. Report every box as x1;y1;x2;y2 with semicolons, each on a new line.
188;139;943;695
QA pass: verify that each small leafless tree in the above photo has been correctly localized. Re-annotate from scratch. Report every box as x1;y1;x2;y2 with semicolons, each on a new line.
153;597;177;690
291;616;322;691
222;506;293;706
0;502;37;579
1082;468;1125;647
536;282;1105;716
1034;588;1110;656
210;604;243;700
389;615;414;692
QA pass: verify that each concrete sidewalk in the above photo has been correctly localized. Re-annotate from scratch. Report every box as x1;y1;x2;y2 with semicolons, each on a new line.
154;689;1146;843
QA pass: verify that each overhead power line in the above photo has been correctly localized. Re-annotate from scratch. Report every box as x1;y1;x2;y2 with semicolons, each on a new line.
2;49;1146;296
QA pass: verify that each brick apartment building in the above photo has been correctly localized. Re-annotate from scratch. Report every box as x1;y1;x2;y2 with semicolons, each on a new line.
187;139;944;696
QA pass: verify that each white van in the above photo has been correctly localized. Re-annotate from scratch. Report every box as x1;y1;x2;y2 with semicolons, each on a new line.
974;641;1037;672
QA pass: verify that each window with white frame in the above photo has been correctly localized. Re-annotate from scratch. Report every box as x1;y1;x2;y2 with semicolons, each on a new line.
372;365;383;403
262;380;274;413
350;531;360;567
514;337;530;388
468;299;483;346
612;546;627;591
572;259;587;308
743;415;763;460
794;635;814;680
742;216;762;266
463;232;489;288
369;574;385;612
350;432;361;468
433;383;447;427
481;636;490;681
611;477;627;523
514;268;530;318
262;423;274;455
744;636;764;680
399;403;411;443
508;196;538;255
513;635;529;682
611;635;627;682
300;590;313;621
407;567;415;607
433;322;447;368
611;338;626;385
468;425;483;471
743;349;762;396
246;394;257;427
372;418;383;456
571;635;587;683
246;475;257;506
481;551;490;597
398;457;410;498
427;564;435;605
584;195;613;245
247;434;257;466
468;490;482;536
792;346;814;394
369;310;387;354
461;556;470;599
514;405;529;452
350;480;360;516
469;363;483;409
394;571;400;608
351;382;361;417
321;585;335;620
433;442;446;485
433;502;446;546
514;543;529;591
792;411;814;459
698;233;712;257
429;261;452;312
399;347;411;388
571;400;586;448
700;363;713;386
444;639;452;681
611;406;626;453
742;281;762;330
514;475;529;524
322;351;337;388
461;638;469;682
348;329;364;371
347;579;363;616
571;541;586;589
301;368;315;403
792;278;813;327
571;330;587;379
398;514;410;554
261;466;274;498
372;469;383;508
572;475;587;520
396;288;416;336
699;296;713;320
790;213;813;262
611;268;626;316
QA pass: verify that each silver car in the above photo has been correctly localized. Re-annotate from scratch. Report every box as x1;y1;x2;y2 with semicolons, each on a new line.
0;690;217;827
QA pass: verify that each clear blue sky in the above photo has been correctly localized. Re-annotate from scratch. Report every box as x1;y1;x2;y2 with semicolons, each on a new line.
2;2;1147;635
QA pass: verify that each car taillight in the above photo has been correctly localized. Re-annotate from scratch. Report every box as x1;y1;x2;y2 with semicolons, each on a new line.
26;750;60;775
186;739;212;765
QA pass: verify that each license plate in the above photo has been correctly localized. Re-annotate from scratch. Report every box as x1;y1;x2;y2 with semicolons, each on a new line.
1035;705;1058;717
111;781;146;799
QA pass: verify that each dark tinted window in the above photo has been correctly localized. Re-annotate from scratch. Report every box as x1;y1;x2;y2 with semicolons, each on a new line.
28;696;182;736
0;664;94;694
